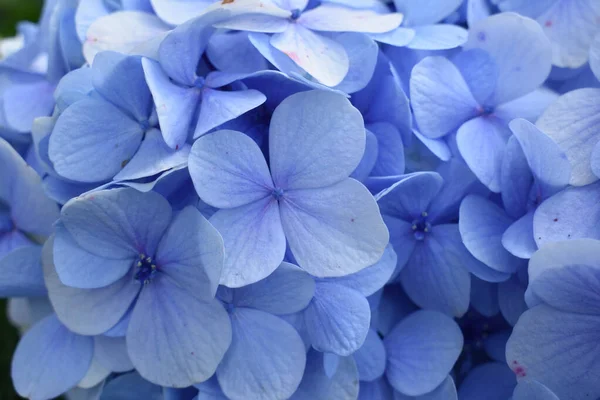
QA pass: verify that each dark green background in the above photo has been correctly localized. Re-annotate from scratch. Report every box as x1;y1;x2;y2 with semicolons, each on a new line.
1;0;44;398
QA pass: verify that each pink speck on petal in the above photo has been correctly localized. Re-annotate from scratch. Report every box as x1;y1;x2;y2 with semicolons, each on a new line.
511;361;527;378
286;52;300;63
545;20;553;27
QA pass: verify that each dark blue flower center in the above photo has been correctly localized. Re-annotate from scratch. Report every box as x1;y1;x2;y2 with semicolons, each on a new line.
194;76;206;89
290;9;301;20
411;212;432;241
272;187;284;200
134;254;157;284
481;106;494;115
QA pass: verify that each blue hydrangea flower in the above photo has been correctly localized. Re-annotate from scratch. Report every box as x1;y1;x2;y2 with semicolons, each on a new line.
410;12;555;191
200;0;403;86
188;90;389;287
48;51;189;184
46;187;231;387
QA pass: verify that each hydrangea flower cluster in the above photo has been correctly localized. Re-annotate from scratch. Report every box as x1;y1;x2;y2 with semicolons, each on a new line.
1;0;599;399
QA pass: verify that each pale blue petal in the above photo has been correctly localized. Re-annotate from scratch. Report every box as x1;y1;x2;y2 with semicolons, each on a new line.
305;281;370;356
463;12;552;105
290;350;359;400
512;380;559;400
94;335;134;373
591;33;600;80
395;0;463;25
506;305;600;400
385;310;463;396
331;243;397;297
194;89;266;137
333;33;378;94
533;182;600;247
113;129;190;181
0;245;46;297
501;211;537;259
49;98;143;182
370;27;415;46
498;276;527;326
407;25;467;50
217;308;306;400
210;197;286;288
376;172;443;220
128;275;232;387
494;88;558;123
536;88;600;186
207;31;268;74
156;205;224;301
12;315;93;400
298;4;403;33
270;24;349;87
353;328;386;381
459;195;523;275
269;90;364;190
452;48;497;105
189;129;273;208
281;179;389;277
43;237;140;335
142;58;199;150
394;376;457;400
410;56;478;139
527;239;600;315
151;0;213;25
457;116;510;192
3;79;55;132
232;262;315;314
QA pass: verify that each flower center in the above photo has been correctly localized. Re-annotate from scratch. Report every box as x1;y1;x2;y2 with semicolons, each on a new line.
290;8;301;20
194;76;206;89
411;212;432;241
134;254;157;284
272;187;284;200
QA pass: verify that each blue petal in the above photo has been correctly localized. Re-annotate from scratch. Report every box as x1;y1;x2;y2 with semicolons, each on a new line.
305;281;370;356
407;24;467;50
156;205;224;301
470;276;500;317
377;172;443;221
512;380;559;400
189;129;274;208
217;308;306;400
210;197;286;288
0;245;46;297
2;79;55;132
290;350;359;400
194;88;266;137
49;98;144;182
494;88;558;123
394;376;458;400
113;128;190;181
527;239;600;315
452;48;498;105
509;118;570;198
484;330;511;363
395;0;463;25
207;31;268;74
385;310;463;396
128;276;232;387
353;328;386;381
12;315;94;400
457;362;516;400
533;182;600;247
400;224;471;317
151;0;213;25
94;335;134;373
358;378;393;400
370;27;415;47
498;276;527;326
410;56;478;139
333;33;378;94
269;90;364;190
506;305;600;400
232;262;315;314
44;237;140;335
459;195;523;275
351;128;378;182
99;372;162;400
281;179;389;277
500;136;532;219
298;4;403;33
536;88;600;186
59;188;172;274
331;243;397;297
92;52;152;122
502;211;537;259
591;33;600;80
463;12;552;105
369;123;405;176
142;58;199;150
270;24;349;87
457;116;510;192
